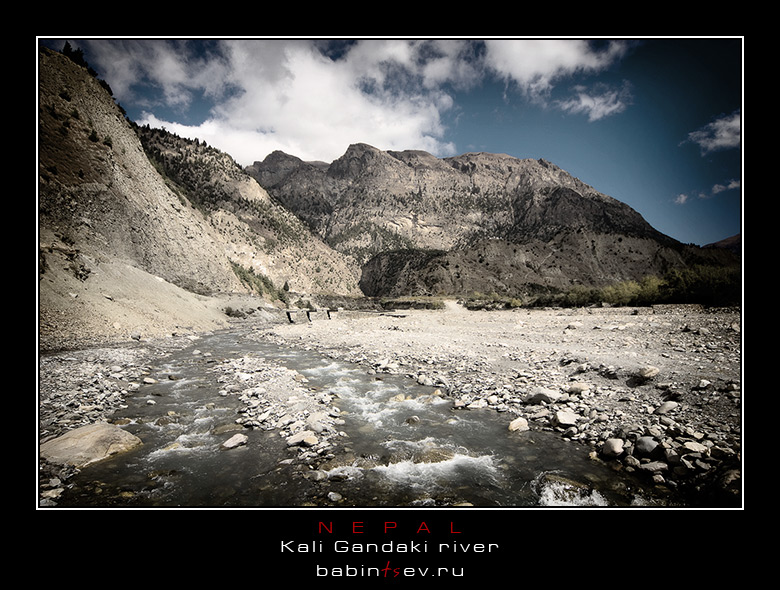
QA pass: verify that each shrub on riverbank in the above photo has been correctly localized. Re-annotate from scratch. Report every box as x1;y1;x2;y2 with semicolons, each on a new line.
531;265;740;308
231;262;289;305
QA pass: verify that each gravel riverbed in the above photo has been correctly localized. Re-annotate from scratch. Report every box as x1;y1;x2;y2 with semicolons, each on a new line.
255;302;743;507
38;302;743;508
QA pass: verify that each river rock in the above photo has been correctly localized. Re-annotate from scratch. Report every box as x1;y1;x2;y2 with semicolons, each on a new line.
566;382;591;395
508;416;529;432
415;446;455;463
375;359;399;372
222;433;248;449
417;374;435;387
682;440;709;454
637;366;660;380
524;387;564;404
654;401;679;415
634;436;659;457
552;410;579;428
601;438;624;458
40;422;142;468
287;430;318;447
639;461;668;473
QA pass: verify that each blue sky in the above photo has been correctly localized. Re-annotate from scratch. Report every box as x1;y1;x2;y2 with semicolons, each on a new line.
39;37;742;246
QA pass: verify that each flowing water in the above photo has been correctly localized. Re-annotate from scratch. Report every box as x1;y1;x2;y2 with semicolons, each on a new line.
55;328;661;508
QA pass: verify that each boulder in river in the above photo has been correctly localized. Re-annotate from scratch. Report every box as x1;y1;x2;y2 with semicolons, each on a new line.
600;438;624;458
40;422;142;468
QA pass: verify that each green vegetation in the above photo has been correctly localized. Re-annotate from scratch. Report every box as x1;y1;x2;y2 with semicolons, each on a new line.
380;296;446;310
528;264;741;308
461;293;525;310
231;262;289;304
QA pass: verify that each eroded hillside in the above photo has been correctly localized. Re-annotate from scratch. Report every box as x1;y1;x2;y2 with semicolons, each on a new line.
38;46;360;349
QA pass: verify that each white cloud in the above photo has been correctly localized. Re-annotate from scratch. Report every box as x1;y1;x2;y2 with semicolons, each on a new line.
555;81;632;121
85;39;632;165
97;39;471;165
86;39;231;111
686;110;741;154
712;179;740;194
483;39;630;100
674;178;740;205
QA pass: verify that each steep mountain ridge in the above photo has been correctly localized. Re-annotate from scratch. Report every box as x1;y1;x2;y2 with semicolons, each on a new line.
134;124;361;298
249;144;673;254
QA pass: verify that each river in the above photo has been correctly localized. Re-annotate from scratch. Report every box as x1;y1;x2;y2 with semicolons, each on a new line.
55;328;663;508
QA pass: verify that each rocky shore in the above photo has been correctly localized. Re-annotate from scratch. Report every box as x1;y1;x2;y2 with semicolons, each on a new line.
38;335;195;505
38;302;742;508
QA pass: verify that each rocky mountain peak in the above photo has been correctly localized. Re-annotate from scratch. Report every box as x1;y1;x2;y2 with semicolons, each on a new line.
249;143;738;298
388;149;452;170
327;142;409;181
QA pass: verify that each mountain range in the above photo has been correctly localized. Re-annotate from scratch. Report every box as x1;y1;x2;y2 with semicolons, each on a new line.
248;144;737;298
38;45;739;347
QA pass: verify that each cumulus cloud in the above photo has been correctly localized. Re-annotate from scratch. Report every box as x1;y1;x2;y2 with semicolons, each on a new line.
87;39;479;165
80;38;633;166
685;110;741;154
482;39;630;100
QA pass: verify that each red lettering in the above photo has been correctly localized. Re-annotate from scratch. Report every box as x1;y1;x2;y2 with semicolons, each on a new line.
316;520;459;535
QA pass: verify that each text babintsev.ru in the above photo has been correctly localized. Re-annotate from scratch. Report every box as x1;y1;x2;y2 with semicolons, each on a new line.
316;562;465;578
